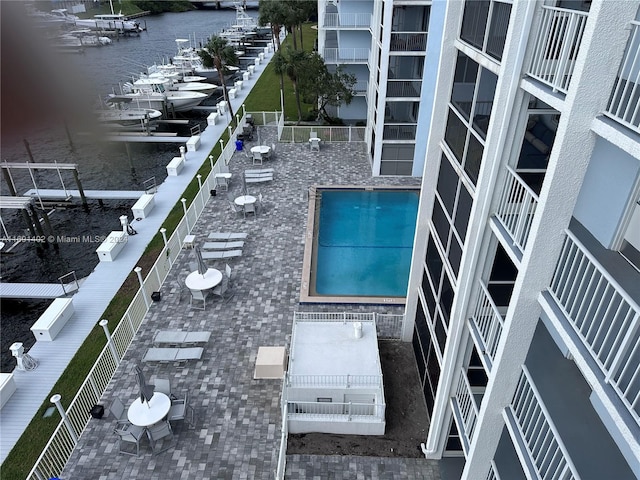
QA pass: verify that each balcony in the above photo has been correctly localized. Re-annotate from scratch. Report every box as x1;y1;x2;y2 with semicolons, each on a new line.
527;6;588;94
505;367;579;479
386;80;422;98
450;367;479;455
323;13;372;30
468;281;505;372
390;32;428;52
548;230;640;428
382;124;417;140
323;47;370;64
494;167;539;257
605;21;640;136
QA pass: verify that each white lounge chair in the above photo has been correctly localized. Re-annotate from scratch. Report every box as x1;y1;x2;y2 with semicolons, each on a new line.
245;168;274;175
153;331;211;346
208;232;248;240
244;174;273;184
201;249;243;260
201;241;245;250
142;347;204;363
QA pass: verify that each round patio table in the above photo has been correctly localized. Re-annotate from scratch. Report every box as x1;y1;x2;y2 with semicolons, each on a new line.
127;392;171;427
185;268;222;291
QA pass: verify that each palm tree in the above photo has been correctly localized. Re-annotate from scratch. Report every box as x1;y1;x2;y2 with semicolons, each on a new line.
273;47;309;123
198;36;238;119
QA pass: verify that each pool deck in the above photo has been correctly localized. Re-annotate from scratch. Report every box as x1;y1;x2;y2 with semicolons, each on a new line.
57;126;444;479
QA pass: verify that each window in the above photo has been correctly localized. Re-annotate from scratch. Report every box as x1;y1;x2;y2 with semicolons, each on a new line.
460;0;512;61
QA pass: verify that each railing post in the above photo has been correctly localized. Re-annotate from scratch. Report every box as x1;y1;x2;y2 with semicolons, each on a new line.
181;198;189;231
135;266;150;309
197;174;202;190
209;154;215;170
99;319;120;364
160;227;168;246
51;394;78;443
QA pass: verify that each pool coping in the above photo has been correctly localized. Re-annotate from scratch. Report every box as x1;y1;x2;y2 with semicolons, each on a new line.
300;185;418;305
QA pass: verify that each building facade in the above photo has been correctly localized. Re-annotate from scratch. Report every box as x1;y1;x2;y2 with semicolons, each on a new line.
317;0;439;176
402;0;640;478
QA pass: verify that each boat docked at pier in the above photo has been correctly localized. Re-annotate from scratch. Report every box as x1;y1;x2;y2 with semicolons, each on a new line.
95;98;162;127
108;80;207;112
75;13;144;33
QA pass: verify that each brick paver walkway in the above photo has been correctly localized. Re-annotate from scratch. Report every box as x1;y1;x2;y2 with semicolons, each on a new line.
61;127;439;479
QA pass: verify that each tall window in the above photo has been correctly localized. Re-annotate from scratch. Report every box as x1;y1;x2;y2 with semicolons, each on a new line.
460;0;512;61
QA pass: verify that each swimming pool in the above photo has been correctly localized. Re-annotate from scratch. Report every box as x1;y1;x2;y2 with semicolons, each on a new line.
301;186;419;304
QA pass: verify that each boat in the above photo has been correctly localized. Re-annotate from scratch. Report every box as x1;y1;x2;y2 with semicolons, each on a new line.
172;39;240;83
74;13;144;33
95;99;162;126
110;80;208;112
135;76;220;98
27;7;78;29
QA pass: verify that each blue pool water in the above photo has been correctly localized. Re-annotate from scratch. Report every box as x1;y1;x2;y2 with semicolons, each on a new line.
314;189;419;298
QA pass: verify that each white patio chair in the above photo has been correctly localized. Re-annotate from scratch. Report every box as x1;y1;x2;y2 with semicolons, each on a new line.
153;378;174;399
310;130;317;140
189;288;207;310
271;143;277;159
243;201;256;218
108;397;128;425
228;200;244;217
114;422;145;456
258;193;265;214
252;150;263;165
212;264;233;302
215;175;228;191
147;420;175;455
310;138;320;152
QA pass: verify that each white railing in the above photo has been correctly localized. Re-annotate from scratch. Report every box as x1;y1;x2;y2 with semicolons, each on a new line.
486;461;501;480
323;47;370;63
468;281;504;371
274;379;288;480
549;230;640;426
287;374;382;388
527;6;588;94
387;80;422;97
27;111;255;480
294;311;375;323
494;166;539;255
287;401;385;420
390;32;428;52
451;367;479;454
606;21;640;135
323;13;372;29
375;313;403;339
277;125;366;143
509;367;579;479
383;124;417;140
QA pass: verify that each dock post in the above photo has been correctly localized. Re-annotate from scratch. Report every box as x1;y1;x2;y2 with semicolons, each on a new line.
2;168;18;196
71;169;88;210
28;205;51;249
21;209;38;239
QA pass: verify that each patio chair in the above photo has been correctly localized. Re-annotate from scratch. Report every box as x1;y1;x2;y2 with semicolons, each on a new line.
167;391;195;429
201;249;243;260
153;378;174;399
252;150;263;165
212;264;233;301
257;193;265;214
172;279;189;303
228;200;244;216
310;138;320;152
310;130;317;140
114;422;146;456
243;201;256;218
189;288;207;310
271;143;277;160
147;420;175;455
215;175;229;191
108;397;128;425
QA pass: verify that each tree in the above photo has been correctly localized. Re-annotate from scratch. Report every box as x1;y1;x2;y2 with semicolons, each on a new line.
299;55;357;124
273;47;309;123
258;0;289;112
198;36;238;119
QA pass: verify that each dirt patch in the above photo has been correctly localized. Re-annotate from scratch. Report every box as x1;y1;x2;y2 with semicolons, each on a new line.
287;340;429;458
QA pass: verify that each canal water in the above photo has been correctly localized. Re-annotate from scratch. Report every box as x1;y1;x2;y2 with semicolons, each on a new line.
0;5;244;371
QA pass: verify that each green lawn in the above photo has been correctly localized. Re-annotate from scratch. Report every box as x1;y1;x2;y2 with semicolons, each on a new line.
1;23;317;480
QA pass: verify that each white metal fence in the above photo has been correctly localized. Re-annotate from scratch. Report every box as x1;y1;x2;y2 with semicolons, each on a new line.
451;367;479;455
606;21;640;135
508;367;578;479
27;112;251;480
527;5;588;94
287;401;385;420
287;374;382;388
323;12;372;29
277;124;366;143
495;166;539;255
468;281;504;372
322;47;370;63
549;230;640;427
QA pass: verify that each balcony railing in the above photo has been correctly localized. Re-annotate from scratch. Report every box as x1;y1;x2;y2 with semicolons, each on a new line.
323;47;370;63
527;6;588;94
468;281;505;371
606;21;640;135
549;230;640;426
494;167;539;255
323;12;372;29
387;80;422;97
287;374;382;388
508;367;579;479
451;367;479;454
390;32;428;52
287;401;385;420
486;462;501;480
383;124;417;140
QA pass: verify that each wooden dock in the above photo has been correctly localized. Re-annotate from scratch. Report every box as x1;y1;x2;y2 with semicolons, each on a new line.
22;189;145;200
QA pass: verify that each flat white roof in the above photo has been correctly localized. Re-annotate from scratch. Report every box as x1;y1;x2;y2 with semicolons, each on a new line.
289;320;382;377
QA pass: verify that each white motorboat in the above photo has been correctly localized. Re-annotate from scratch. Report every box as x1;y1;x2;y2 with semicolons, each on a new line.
75;14;143;33
115;80;208;112
172;40;240;82
136;75;219;97
95;100;162;126
27;8;78;29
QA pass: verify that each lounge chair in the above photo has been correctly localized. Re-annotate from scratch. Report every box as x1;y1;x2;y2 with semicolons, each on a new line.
201;241;245;250
208;232;248;240
201;249;243;260
245;168;274;175
142;347;204;363
153;331;211;346
244;174;273;184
